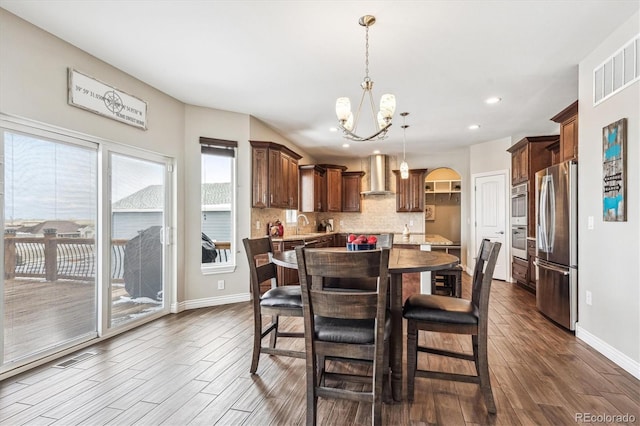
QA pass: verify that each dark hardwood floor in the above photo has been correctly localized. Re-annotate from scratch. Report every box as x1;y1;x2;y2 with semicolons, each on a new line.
1;274;638;425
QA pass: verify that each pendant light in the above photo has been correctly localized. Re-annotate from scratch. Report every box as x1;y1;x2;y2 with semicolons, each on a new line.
400;112;409;179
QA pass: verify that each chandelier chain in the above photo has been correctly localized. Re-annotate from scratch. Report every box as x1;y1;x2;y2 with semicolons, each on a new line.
364;25;370;80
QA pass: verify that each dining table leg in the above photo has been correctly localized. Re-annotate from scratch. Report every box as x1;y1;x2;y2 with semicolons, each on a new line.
389;272;403;402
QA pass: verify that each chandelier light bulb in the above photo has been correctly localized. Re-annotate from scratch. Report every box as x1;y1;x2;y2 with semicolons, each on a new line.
336;97;351;122
400;160;409;179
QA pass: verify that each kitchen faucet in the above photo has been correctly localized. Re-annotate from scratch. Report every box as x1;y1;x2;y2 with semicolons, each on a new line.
296;214;309;235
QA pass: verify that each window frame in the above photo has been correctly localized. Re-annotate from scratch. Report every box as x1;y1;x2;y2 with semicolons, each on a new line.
199;137;237;274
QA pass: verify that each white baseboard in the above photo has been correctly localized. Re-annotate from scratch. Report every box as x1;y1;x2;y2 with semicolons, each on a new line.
171;293;251;313
576;324;640;380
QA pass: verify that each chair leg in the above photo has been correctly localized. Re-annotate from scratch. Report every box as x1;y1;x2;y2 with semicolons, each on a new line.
307;352;318;426
477;334;496;414
250;310;263;374
372;352;385;426
455;271;462;297
269;315;279;348
406;320;418;402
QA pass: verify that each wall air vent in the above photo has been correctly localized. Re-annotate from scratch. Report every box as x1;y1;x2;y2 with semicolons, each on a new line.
593;34;639;105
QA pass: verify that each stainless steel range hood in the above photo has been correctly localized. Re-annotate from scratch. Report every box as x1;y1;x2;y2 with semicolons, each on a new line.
361;154;393;195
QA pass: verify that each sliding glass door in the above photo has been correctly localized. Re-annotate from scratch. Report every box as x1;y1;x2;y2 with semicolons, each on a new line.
2;130;98;365
1;117;173;374
109;153;167;328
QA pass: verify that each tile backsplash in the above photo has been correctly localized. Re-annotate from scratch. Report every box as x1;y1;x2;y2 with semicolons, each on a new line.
251;194;424;238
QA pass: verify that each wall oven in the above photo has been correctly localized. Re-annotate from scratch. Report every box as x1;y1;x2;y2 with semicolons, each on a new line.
511;182;527;226
512;225;527;259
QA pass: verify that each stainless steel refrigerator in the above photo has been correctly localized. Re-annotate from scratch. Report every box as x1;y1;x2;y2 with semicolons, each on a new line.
535;160;578;331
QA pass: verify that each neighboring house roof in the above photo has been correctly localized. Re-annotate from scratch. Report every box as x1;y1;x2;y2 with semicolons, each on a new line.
113;183;231;211
17;220;82;235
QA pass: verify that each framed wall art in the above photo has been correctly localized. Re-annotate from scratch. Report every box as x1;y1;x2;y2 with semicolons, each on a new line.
602;118;627;221
425;204;435;221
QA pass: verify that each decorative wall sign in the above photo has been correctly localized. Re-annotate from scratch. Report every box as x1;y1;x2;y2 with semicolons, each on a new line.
425;204;435;221
68;68;147;130
602;118;627;221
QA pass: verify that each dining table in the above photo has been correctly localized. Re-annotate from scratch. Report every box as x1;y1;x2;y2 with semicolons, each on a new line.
271;246;460;402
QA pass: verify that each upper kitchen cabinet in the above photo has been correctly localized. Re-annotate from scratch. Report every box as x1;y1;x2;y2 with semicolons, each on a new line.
550;101;578;163
250;141;302;209
319;164;347;212
507;135;558;186
393;168;428;212
299;164;326;212
342;171;365;212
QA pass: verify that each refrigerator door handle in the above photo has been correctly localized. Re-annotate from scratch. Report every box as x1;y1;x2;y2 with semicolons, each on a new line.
538;176;549;252
534;260;569;275
548;176;556;252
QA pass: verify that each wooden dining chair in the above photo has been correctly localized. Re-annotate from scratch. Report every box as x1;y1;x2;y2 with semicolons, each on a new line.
242;236;304;374
295;246;391;426
402;239;501;413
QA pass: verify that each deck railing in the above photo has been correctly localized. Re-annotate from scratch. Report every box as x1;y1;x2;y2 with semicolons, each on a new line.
4;229;231;281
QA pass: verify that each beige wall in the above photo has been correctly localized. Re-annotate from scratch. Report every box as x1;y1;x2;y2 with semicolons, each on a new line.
0;9;187;306
576;11;639;373
183;106;251;303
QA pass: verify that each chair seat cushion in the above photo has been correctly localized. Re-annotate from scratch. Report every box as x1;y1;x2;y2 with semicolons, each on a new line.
315;312;391;344
403;294;478;325
260;286;302;309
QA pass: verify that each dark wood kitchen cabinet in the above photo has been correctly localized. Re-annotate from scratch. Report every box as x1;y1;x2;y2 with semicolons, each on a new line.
319;164;347;212
342;171;365;212
512;256;529;288
393;168;428;212
551;100;578;163
299;164;326;212
250;141;301;209
527;238;537;292
507;135;558;236
507;135;558;186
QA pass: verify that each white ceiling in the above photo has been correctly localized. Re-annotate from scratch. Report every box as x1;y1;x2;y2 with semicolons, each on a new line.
1;1;638;159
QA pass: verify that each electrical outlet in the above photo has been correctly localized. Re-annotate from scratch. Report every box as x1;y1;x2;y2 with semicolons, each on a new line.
217;280;225;290
587;216;594;230
340;220;344;226
256;220;261;230
409;220;414;226
586;290;592;305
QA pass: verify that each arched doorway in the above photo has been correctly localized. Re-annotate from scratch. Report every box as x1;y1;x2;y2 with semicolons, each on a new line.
424;168;461;246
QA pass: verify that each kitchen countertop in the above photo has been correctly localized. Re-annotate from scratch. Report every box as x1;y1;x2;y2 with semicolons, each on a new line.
271;232;455;246
271;232;338;242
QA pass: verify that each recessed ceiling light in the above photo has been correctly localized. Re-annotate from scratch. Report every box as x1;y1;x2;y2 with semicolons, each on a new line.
329;127;338;132
373;150;380;154
342;143;350;148
485;97;501;104
468;124;481;130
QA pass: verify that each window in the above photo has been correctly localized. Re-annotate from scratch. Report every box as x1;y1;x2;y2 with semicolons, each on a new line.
200;137;237;272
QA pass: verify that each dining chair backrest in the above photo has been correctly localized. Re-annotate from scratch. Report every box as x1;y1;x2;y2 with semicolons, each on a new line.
470;239;502;322
243;236;278;295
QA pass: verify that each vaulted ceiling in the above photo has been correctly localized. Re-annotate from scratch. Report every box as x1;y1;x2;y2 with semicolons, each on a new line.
2;1;638;159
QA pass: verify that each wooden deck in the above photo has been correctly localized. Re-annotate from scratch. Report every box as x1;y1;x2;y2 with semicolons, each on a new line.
3;278;161;362
0;274;638;425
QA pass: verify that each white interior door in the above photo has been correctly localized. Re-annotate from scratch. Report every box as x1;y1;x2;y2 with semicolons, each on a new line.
473;172;508;280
